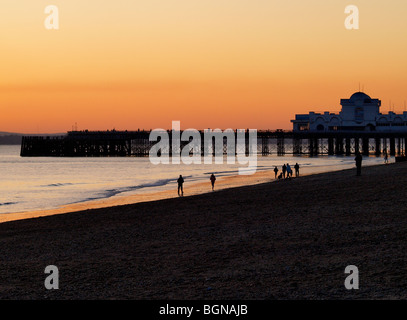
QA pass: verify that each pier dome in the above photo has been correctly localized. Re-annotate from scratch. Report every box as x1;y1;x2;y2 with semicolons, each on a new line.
350;92;371;103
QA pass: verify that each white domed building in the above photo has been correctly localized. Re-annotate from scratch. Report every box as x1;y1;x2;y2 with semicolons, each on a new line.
292;92;407;132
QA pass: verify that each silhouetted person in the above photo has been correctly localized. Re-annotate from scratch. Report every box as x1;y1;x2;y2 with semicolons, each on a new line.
282;164;287;179
274;166;279;179
294;163;300;177
384;150;389;164
210;173;216;191
355;152;362;176
177;175;184;196
286;163;292;179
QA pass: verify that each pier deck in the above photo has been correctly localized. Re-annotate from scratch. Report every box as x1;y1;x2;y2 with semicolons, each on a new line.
20;130;407;157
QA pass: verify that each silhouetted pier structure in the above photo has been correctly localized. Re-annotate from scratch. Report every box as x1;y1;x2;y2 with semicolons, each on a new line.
291;132;406;157
20;130;407;157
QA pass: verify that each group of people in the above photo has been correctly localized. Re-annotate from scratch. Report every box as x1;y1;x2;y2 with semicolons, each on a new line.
176;151;379;196
177;173;217;196
273;163;300;180
177;163;301;197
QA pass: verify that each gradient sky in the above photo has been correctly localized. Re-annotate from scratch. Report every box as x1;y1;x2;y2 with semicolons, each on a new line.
1;0;407;133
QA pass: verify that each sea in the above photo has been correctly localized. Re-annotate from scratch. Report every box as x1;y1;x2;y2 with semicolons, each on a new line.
0;145;388;215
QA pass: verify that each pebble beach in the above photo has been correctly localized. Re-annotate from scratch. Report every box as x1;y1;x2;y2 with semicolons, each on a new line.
1;162;406;299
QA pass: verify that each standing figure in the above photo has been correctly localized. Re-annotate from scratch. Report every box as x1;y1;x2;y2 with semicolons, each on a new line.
210;173;216;191
294;163;300;177
355;152;362;176
177;175;184;196
286;163;292;179
274;166;279;179
384;150;389;164
282;164;287;179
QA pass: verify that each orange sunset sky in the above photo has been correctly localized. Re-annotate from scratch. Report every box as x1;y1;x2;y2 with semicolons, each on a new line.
1;0;407;133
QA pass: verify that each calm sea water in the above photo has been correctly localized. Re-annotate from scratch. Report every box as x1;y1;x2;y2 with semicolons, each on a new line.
0;145;387;214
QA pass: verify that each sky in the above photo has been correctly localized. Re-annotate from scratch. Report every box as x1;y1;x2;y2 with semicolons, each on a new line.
1;0;407;133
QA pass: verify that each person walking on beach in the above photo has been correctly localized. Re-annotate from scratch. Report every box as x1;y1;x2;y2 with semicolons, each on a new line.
384;150;389;164
294;163;300;177
177;175;184;196
355;152;362;176
274;166;279;179
210;173;216;191
282;164;287;179
286;163;292;179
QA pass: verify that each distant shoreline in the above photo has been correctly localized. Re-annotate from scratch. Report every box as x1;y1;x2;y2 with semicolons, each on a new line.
0;158;387;224
0;132;66;145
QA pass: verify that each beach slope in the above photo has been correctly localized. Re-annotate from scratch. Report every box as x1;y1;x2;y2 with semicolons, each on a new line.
1;162;406;299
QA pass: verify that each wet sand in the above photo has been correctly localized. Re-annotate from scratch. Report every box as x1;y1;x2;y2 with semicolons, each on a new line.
0;162;406;299
0;163;355;224
0;168;278;224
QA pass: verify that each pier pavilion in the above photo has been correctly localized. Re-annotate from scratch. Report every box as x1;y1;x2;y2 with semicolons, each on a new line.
291;92;407;133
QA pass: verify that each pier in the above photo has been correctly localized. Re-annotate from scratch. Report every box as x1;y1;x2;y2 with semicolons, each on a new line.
20;130;407;157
